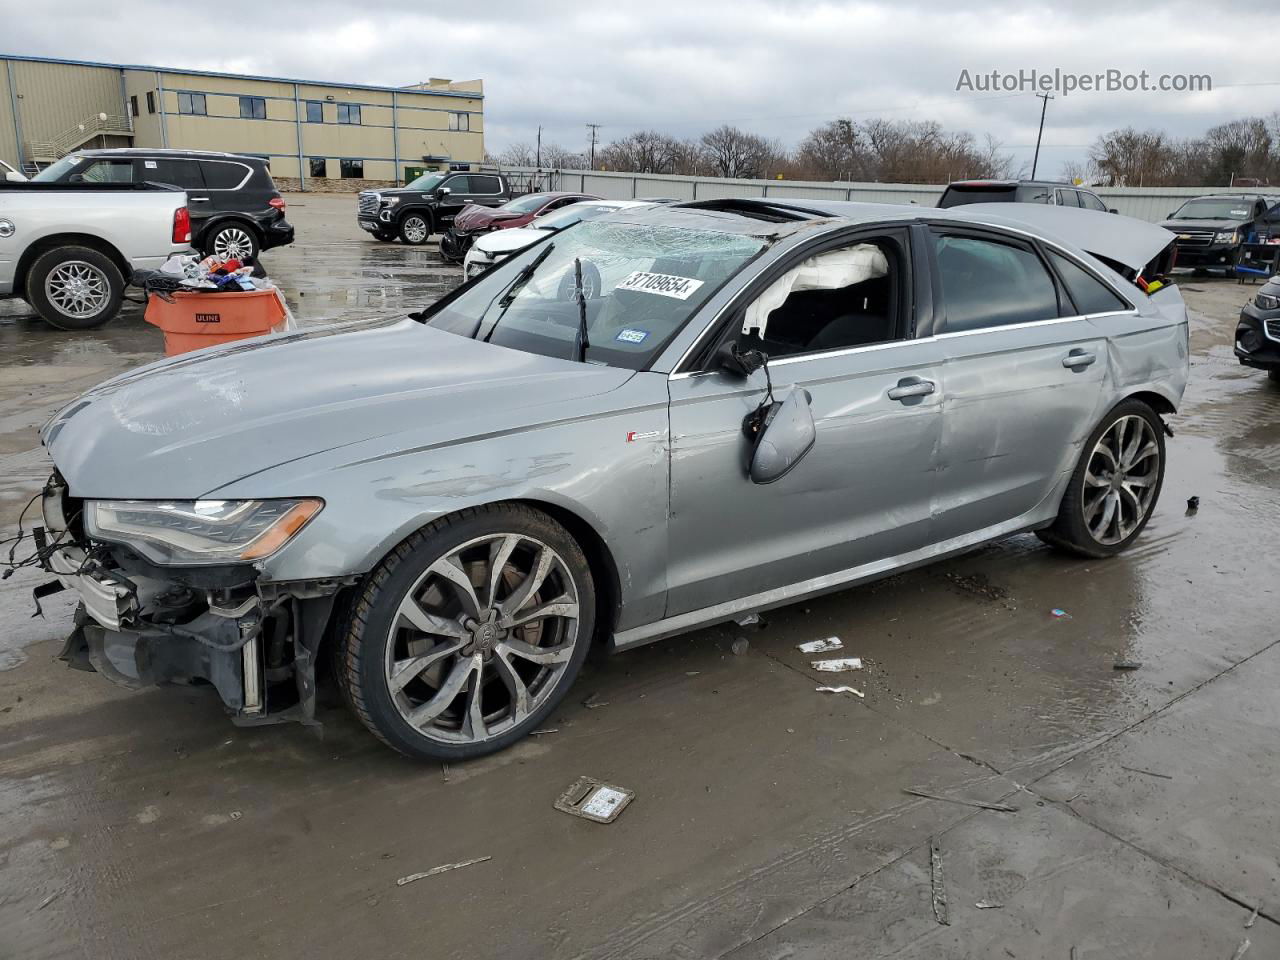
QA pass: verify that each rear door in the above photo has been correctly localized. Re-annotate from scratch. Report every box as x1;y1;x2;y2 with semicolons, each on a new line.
141;156;209;231
927;227;1116;541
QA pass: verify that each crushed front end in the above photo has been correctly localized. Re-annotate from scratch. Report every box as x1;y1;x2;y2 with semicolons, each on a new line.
37;475;349;728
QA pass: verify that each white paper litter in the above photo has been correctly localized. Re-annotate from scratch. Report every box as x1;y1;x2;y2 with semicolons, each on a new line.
798;637;843;654
396;856;491;886
816;685;864;698
811;657;863;672
581;787;631;820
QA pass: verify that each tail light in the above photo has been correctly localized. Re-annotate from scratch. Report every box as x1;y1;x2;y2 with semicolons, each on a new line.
268;196;286;212
172;206;191;244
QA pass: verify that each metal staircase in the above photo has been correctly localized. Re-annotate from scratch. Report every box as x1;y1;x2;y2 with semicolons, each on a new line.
26;113;134;164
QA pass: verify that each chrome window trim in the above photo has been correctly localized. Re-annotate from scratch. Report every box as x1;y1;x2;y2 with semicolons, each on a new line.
454;174;503;196
664;215;1142;379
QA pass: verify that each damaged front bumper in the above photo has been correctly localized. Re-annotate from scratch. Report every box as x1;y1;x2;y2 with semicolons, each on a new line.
39;479;350;728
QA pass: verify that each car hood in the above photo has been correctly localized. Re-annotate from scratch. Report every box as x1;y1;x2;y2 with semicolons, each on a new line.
1160;218;1245;231
475;226;551;255
43;317;633;499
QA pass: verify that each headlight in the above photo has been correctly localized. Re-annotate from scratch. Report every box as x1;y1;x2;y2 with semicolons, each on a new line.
85;498;323;566
1214;230;1239;244
1255;291;1280;310
381;196;401;206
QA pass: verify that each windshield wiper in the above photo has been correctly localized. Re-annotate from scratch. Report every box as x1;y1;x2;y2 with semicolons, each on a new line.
572;257;590;363
479;242;556;343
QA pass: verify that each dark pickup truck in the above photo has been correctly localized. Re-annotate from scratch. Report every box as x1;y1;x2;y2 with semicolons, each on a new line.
357;171;511;245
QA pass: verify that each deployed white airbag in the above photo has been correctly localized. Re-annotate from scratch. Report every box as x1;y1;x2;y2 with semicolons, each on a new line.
743;244;888;338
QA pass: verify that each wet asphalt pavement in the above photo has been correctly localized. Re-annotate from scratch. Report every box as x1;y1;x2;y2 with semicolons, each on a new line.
1;194;1278;959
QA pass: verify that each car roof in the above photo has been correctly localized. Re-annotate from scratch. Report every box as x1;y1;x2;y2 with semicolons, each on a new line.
72;147;262;161
946;179;1075;188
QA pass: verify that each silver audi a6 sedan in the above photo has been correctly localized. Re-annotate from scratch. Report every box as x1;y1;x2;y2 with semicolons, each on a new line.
36;198;1189;760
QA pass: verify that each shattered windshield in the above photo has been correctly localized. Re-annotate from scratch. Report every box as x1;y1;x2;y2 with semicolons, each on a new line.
427;220;766;370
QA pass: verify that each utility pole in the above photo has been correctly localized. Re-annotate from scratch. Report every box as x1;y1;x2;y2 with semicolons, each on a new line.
586;123;601;170
1031;93;1053;179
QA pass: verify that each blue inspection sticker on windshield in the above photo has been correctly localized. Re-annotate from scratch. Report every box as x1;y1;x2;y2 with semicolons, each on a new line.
616;328;649;344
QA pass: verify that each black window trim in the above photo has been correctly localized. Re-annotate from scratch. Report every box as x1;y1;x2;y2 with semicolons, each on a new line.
305;100;324;124
177;91;207;116
337;102;362;125
194;159;253;191
678;222;919;374
339;158;365;178
308;156;328;178
238;95;267;120
455;173;502;196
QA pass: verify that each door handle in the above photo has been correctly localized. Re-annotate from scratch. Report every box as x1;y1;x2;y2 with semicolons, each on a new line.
887;377;936;401
1062;350;1096;370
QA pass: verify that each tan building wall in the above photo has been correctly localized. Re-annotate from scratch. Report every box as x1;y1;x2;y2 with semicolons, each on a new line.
1;56;126;167
1;56;484;186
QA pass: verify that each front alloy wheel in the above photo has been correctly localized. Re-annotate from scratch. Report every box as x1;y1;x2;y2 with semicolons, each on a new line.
399;214;430;245
338;505;595;760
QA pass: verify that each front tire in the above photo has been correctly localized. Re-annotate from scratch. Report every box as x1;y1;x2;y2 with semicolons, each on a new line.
398;212;431;245
26;246;124;330
337;504;596;761
1037;399;1166;558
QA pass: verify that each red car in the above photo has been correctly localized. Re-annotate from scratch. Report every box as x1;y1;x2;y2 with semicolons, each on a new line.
441;191;599;261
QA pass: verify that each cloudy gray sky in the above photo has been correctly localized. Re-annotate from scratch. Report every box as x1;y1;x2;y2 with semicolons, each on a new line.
3;0;1276;176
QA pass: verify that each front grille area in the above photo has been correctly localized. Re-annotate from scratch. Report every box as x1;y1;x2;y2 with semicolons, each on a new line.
357;193;379;216
1264;319;1280;341
1173;229;1214;247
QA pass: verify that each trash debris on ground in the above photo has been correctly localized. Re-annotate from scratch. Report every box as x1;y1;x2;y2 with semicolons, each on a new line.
974;900;1004;909
396;856;491;886
36;890;62;911
816;685;864;698
554;776;635;824
904;787;1018;813
798;637;842;654
1113;660;1143;671
685;671;701;676
228;811;242;821
1230;938;1250;960
811;657;863;672
441;763;450;783
581;693;609;709
1245;905;1259;928
731;637;750;655
1186;495;1200;513
930;838;949;925
1120;765;1173;780
735;613;761;627
1050;608;1072;620
528;728;559;737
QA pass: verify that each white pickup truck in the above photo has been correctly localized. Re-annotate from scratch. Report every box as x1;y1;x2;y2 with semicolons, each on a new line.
0;182;191;329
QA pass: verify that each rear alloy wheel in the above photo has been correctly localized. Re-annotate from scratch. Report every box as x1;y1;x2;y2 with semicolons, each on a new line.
399;213;431;245
26;246;124;330
207;224;260;261
1037;400;1165;557
338;505;595;760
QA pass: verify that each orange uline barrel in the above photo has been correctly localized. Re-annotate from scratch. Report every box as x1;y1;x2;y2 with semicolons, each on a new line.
144;289;288;356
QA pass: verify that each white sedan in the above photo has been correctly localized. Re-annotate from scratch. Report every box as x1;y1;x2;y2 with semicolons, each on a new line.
462;199;654;280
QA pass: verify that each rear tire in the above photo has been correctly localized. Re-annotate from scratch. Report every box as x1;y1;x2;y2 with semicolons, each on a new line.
25;246;124;330
1036;399;1166;558
398;212;431;245
204;222;260;261
337;504;596;761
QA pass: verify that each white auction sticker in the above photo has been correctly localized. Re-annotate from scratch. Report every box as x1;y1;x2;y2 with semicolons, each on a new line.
617;271;705;300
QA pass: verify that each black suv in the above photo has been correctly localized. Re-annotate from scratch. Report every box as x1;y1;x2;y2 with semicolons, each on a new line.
939;179;1114;212
1159;194;1280;275
357;170;512;244
32;148;294;260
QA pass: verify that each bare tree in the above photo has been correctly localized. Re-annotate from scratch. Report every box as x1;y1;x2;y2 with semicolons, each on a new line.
499;142;537;167
700;125;775;178
796;118;866;181
540;143;586;169
599;130;683;173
